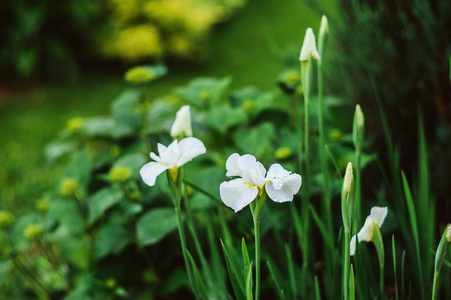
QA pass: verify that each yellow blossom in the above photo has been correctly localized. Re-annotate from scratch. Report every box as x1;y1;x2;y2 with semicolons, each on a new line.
24;224;43;240
0;211;14;228
60;178;78;197
109;166;132;182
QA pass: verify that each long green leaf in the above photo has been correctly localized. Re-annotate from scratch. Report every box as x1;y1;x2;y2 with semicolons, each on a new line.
392;235;399;300
285;244;297;298
266;260;282;298
187;251;207;299
401;171;424;296
349;264;355;300
220;239;245;300
245;262;254;300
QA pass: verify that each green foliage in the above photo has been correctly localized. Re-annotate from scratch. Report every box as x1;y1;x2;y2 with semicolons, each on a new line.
0;0;99;81
0;9;449;298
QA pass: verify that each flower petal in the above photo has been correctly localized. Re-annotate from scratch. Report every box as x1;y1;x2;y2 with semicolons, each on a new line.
350;235;357;256
237;154;257;170
170;105;193;138
265;164;302;202
176;137;206;167
159;140;180;166
357;217;375;242
219;179;258;213
238;155;266;186
140;162;169;186
225;153;242;177
369;206;388;228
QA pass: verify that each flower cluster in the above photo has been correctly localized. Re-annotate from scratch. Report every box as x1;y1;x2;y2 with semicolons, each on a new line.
220;153;302;212
140;105;205;186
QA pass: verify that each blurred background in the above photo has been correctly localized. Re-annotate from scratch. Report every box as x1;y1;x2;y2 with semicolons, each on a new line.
1;0;449;219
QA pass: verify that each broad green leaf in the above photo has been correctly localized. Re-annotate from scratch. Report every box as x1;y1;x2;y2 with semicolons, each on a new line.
200;104;247;133
234;122;275;159
84;117;135;139
175;77;231;108
136;208;178;246
112;88;141;117
113;152;146;177
88;187;123;225
45;140;76;163
93;223;132;260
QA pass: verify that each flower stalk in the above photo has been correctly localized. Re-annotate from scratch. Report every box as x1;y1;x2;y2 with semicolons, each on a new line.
432;224;451;300
167;169;198;298
341;162;354;300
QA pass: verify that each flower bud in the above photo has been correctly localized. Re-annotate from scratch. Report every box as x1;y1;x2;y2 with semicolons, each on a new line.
353;104;365;151
299;28;320;61
171;105;193;139
343;162;354;197
446;224;451;243
319;15;329;40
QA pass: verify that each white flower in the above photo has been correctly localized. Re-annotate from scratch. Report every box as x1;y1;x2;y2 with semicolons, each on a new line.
140;137;206;186
350;206;388;256
171;105;193;138
299;28;320;61
219;153;302;213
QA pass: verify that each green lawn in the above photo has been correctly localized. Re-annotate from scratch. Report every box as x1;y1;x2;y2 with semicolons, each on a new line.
0;0;319;208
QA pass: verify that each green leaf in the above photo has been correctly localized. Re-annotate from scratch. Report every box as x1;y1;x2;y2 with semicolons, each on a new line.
266;260;282;299
88;187;124;225
349;264;355;300
220;239;245;300
200;104;247;133
187;251;207;299
245;262;253;300
112;88;141;117
84;117;135;139
93;223;132;260
136;208;178;246
242;238;250;274
175;77;231;108
113;152;146;177
234;122;275;159
45;140;76;163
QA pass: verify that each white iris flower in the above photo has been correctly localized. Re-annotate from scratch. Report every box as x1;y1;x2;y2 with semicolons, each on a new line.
350;206;388;256
220;153;302;213
171;105;193;139
299;28;321;61
140;137;206;186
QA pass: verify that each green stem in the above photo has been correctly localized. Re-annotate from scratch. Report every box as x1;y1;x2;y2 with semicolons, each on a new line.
174;204;198;298
432;271;440;300
254;217;261;300
354;150;361;224
182;184;214;286
343;228;350;300
168;172;198;299
380;263;385;300
296;97;304;174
